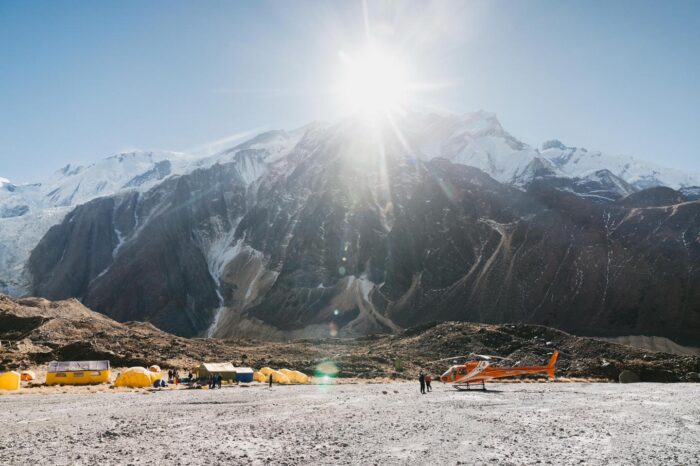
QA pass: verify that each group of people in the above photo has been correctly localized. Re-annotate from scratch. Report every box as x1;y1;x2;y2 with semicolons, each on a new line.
167;369;180;384
208;374;223;389
167;369;196;385
418;372;432;394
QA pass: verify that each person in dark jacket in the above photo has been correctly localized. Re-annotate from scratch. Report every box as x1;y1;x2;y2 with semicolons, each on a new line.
216;374;222;389
269;373;273;388
419;372;426;394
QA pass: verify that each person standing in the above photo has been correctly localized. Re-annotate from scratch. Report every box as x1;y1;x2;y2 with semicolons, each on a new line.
217;374;222;389
425;374;432;392
269;373;273;388
419;372;426;394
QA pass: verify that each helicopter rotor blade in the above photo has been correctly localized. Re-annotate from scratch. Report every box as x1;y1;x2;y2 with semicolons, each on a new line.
425;354;474;364
426;353;513;364
473;354;513;361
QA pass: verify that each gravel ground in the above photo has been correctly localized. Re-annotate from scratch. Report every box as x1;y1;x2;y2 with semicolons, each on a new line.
1;382;698;465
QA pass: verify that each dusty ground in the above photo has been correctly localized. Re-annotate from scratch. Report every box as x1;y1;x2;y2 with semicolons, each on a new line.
1;382;698;465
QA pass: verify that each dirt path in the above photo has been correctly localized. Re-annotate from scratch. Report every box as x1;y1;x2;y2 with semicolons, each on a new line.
1;382;698;465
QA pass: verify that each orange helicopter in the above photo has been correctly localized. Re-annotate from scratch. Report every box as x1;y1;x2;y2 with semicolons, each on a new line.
435;351;559;390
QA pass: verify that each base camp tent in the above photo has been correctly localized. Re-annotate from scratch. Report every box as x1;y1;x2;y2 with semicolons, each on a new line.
288;370;311;384
259;367;291;384
114;367;160;388
20;370;36;381
279;369;311;384
0;371;20;390
232;367;254;383
198;363;237;382
198;363;254;383
46;360;111;385
253;371;267;383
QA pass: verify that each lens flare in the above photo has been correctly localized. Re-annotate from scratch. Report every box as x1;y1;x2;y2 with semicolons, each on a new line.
315;359;339;386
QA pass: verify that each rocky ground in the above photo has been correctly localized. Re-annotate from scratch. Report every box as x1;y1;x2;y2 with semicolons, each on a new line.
0;382;699;465
2;294;700;382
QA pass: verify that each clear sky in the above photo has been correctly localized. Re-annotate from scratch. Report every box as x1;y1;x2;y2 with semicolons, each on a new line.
1;0;699;182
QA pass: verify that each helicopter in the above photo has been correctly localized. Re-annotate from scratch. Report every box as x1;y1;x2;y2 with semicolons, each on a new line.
433;351;559;390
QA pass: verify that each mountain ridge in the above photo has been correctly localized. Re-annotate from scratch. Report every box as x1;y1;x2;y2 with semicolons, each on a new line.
2;111;699;344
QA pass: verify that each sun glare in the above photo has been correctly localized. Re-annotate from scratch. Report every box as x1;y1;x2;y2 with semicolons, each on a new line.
335;48;410;119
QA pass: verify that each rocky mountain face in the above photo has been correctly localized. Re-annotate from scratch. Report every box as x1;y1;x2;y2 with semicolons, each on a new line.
19;116;700;345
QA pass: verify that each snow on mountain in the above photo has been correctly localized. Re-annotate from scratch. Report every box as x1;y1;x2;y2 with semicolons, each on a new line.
0;129;314;295
0;207;71;295
1;111;698;297
395;111;542;185
40;150;200;207
540;140;700;190
391;111;700;191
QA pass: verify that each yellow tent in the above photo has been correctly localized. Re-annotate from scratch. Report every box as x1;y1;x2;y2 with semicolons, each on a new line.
253;371;267;383
290;370;310;384
0;371;21;390
20;370;36;381
259;367;290;384
148;365;161;373
280;369;311;384
46;360;111;385
114;367;159;388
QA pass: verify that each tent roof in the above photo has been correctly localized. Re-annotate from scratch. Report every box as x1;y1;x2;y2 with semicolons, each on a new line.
200;362;236;373
48;360;110;372
232;367;254;374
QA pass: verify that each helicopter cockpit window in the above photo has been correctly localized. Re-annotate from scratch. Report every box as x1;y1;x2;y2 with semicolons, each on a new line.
457;368;467;375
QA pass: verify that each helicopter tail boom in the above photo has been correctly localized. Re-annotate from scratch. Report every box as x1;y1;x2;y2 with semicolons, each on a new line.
546;351;559;379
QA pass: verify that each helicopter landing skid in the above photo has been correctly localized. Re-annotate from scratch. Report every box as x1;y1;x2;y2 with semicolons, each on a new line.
454;381;486;391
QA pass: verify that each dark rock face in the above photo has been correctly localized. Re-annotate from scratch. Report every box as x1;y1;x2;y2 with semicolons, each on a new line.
27;123;700;343
30;163;251;336
619;186;688;207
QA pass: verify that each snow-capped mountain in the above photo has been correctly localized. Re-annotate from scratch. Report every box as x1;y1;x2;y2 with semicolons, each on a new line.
396;111;700;191
2;111;699;344
0;133;310;295
539;139;700;190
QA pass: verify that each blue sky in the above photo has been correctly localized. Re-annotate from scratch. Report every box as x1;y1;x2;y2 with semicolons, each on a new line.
1;0;699;182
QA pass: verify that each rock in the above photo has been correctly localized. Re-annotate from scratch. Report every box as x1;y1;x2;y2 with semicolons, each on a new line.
686;372;700;382
619;370;640;383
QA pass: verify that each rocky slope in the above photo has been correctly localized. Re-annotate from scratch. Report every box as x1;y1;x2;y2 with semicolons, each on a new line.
1;294;698;382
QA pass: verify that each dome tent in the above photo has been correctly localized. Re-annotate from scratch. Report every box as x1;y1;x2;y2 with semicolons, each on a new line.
20;370;36;381
290;370;310;384
0;371;20;390
280;369;311;384
259;367;291;384
114;367;159;388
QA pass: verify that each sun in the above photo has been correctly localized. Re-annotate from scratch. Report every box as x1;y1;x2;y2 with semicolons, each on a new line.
334;47;411;119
